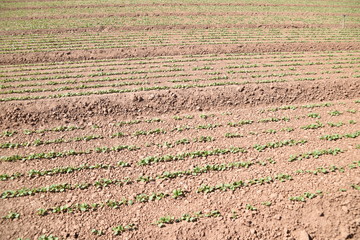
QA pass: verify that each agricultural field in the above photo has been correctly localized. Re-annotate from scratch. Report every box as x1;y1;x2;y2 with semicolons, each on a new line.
0;0;360;239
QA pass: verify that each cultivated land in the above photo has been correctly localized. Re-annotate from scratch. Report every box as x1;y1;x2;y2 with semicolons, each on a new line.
0;0;360;239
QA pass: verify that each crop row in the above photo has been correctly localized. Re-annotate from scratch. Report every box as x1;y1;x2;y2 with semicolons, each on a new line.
2;58;357;85
0;81;295;102
1;50;358;72
1;149;353;200
0;161;130;181
0;135;102;149
34;161;358;215
36;188;186;216
320;130;360;141
154;209;221;228
0;145;139;162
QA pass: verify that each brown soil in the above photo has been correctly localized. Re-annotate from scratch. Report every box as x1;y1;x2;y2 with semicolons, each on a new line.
1;1;360;240
1;78;359;128
2;42;360;64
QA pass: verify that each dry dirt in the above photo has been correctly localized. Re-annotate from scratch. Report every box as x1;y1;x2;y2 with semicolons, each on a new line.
0;1;360;240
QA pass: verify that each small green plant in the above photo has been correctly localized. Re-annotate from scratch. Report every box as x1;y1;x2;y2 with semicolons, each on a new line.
227;120;253;127
200;114;215;119
280;127;294;132
37;235;59;240
263;129;277;134
245;204;257;211
155;216;175;227
230;210;238;219
347;109;357;113
225;133;243;138
327;122;344;127
288;148;343;162
301;121;324;130
308;113;321;119
2;212;20;220
289;191;321;202
261;202;272;206
111;132;125;138
91;229;105;236
328;110;342;116
112;224;137;235
172;189;185;199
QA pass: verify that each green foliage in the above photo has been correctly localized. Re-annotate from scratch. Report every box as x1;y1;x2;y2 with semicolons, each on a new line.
328;110;342;116
138;147;247;166
154;210;221;228
263;129;277;134
112;224;137;236
37;235;59;240
258;117;290;123
349;120;356;124
288;148;343;162
0;135;103;149
0;144;139;162
172;189;185;199
116;120;141;126
228;120;253;127
347;109;357;113
261;202;272;206
302;103;332;109
320;130;360;141
253;139;307;152
111;132;125;138
133;128;166;136
0;130;17;137
301;121;324;130
245;204;257;211
145;118;162;123
2;212;20;219
23;125;83;135
267;105;297;112
196;124;222;129
225;133;243;138
200;114;215;119
91;229;105;236
1;177;132;199
307;113;321;119
327;122;344;127
197;174;292;194
280;127;294;132
0;172;23;181
289;191;321;202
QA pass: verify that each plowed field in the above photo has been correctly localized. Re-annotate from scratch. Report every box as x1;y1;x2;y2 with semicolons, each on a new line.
1;0;360;239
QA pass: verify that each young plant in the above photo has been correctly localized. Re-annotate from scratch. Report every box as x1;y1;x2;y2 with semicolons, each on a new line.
2;212;20;220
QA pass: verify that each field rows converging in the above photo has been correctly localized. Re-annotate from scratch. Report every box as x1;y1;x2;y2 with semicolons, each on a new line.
1;28;359;54
1;0;360;239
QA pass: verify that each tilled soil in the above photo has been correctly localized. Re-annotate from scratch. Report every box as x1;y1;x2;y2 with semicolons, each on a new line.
0;97;360;240
1;1;360;239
